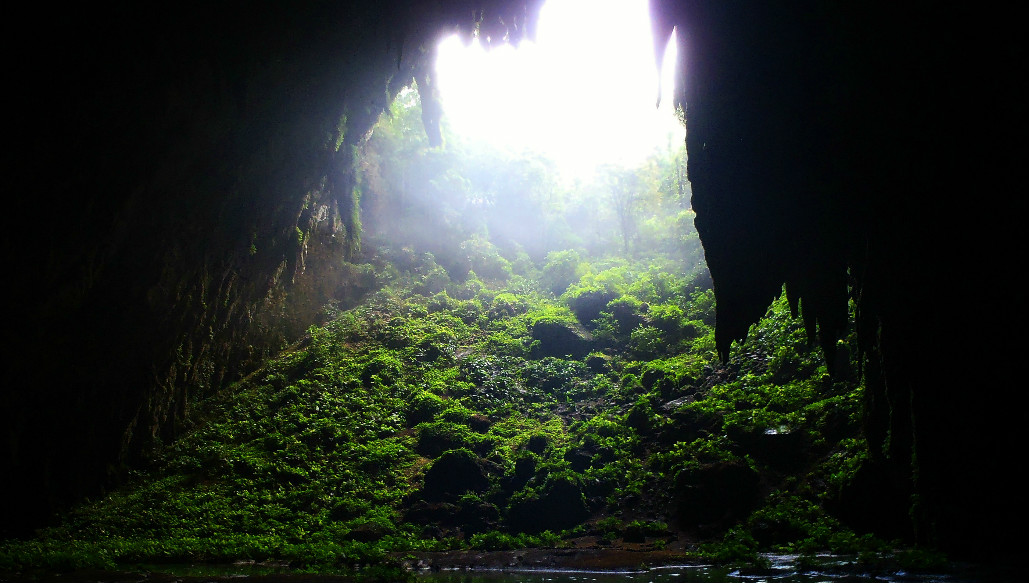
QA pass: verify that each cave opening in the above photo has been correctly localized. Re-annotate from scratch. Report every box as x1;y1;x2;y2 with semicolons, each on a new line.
432;0;684;181
354;0;694;281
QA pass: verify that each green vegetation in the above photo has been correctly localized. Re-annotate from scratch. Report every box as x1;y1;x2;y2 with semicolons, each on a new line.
0;254;880;576
2;86;890;578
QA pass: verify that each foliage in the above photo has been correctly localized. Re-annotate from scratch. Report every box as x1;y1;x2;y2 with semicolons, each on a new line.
1;87;889;578
358;86;694;266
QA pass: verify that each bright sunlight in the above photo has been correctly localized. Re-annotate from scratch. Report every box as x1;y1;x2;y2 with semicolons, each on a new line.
435;0;682;180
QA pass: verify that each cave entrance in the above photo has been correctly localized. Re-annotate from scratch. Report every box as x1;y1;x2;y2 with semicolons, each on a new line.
357;0;691;268
434;0;684;181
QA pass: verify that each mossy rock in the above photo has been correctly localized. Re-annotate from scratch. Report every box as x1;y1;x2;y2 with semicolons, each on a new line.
605;296;647;332
507;476;590;533
726;425;810;470
566;288;618;324
675;461;760;528
416;421;475;458
407;392;447;426
502;454;538;493
585;352;610;372
529;319;594;359
423;448;490;500
525;433;549;454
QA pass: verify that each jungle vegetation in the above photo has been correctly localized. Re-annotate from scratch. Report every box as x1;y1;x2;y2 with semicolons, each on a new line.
1;86;903;578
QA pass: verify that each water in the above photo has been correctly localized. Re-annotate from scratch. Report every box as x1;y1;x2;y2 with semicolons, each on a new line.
47;554;993;583
412;554;985;583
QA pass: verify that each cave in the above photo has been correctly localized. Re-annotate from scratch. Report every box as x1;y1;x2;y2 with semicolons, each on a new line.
3;0;1022;563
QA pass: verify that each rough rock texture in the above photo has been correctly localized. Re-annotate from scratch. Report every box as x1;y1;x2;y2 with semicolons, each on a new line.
4;0;544;537
655;1;1023;559
2;0;1022;560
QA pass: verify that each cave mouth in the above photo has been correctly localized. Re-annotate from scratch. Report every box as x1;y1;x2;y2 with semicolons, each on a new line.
432;0;684;182
354;0;691;268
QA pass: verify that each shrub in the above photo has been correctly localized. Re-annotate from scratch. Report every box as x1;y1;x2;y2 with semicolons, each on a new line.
415;421;476;458
406;392;446;426
468;530;521;551
564;286;618;324
629;325;664;358
624;396;656;432
540;249;585;295
604;295;647;333
461;237;513;282
361;350;404;385
488;292;527;319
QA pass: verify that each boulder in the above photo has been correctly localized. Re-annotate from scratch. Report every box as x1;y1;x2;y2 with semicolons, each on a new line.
676;461;761;529
530;319;593;359
422;449;489;500
508;476;590;533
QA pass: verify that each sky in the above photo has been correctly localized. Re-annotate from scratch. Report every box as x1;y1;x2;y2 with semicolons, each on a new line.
434;0;683;180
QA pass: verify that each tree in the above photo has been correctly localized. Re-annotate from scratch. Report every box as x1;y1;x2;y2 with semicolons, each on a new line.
595;164;650;257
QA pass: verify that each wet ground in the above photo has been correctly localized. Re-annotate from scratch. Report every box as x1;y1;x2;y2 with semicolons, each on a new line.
403;552;997;583
1;549;1007;583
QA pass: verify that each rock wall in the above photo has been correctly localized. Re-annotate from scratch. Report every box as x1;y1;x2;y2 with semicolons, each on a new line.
2;0;510;535
654;0;1022;557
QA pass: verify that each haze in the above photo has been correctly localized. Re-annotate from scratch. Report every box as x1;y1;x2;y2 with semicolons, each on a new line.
435;0;683;180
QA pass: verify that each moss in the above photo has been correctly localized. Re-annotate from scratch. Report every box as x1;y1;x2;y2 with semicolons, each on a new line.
3;250;876;573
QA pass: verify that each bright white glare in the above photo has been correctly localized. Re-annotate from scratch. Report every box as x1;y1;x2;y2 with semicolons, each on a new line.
435;0;682;180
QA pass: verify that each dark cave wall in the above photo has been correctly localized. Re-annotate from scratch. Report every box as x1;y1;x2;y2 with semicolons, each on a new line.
2;0;1022;558
3;0;548;537
658;0;1023;557
4;0;423;534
